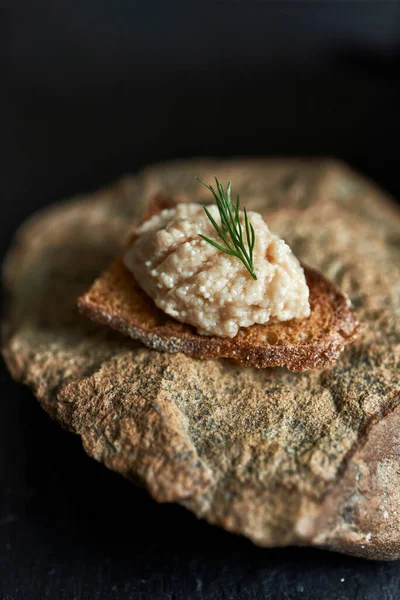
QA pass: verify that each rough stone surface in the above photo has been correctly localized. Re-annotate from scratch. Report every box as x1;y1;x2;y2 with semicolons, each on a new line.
2;158;400;560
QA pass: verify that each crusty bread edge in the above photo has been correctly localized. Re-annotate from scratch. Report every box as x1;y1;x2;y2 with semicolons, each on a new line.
78;261;359;372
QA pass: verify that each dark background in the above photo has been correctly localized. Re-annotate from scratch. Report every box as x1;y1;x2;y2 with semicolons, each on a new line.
1;2;400;599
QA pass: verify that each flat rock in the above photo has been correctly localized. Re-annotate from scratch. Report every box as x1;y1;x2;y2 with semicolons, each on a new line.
2;158;400;560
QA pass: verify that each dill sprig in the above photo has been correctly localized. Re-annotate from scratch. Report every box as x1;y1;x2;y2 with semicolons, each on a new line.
195;177;257;280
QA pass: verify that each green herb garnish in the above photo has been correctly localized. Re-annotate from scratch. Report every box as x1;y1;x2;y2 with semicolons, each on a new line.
196;177;257;280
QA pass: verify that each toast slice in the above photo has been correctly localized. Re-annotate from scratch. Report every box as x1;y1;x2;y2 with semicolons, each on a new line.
78;201;359;371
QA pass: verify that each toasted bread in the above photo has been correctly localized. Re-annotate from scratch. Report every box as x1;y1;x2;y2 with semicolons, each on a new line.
78;194;359;371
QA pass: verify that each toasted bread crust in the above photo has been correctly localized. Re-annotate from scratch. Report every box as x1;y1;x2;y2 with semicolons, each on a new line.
78;256;359;371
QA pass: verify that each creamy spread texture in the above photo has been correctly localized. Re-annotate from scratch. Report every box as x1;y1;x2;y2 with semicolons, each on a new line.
123;203;310;337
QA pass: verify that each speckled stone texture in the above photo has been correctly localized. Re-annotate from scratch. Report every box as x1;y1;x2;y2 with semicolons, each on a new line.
2;159;400;560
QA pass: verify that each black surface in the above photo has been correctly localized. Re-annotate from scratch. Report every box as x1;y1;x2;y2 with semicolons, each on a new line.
2;2;400;598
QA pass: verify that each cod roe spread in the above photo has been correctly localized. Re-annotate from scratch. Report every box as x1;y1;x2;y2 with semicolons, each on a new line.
123;203;310;337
